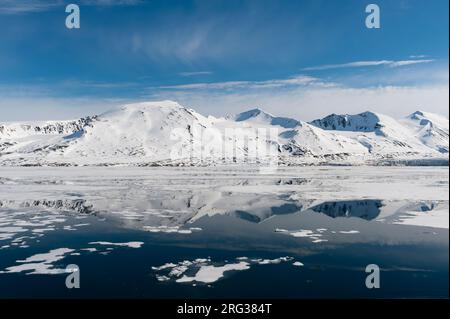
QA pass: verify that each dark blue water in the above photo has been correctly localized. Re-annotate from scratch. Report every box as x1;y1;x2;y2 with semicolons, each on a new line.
0;210;448;298
0;167;448;298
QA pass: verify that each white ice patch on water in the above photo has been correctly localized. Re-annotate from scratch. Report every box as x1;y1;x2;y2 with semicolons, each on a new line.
0;248;74;275
142;225;202;234
89;241;144;248
73;223;90;227
156;275;170;282
251;257;293;264
0;226;28;241
0;240;148;275
275;227;361;242
152;256;301;284
151;263;178;271
0;208;93;249
177;262;250;283
339;230;360;234
275;228;328;243
32;227;55;233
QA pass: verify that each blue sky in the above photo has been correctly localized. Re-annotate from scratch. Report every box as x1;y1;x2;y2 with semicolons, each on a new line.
0;0;448;121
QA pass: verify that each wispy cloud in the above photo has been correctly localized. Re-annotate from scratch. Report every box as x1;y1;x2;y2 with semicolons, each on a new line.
149;83;449;121
60;80;139;89
0;0;61;14
179;71;213;77
302;59;434;71
81;0;143;6
0;0;142;14
158;75;329;90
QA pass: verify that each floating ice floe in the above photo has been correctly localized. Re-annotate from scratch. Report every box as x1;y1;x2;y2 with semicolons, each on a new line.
250;257;293;265
10;235;35;248
0;207;93;250
73;223;90;227
339;230;360;234
275;227;362;243
0;226;28;241
152;256;303;284
177;262;250;284
0;248;74;275
32;227;55;233
275;228;328;243
142;225;202;234
0;241;147;275
89;241;144;248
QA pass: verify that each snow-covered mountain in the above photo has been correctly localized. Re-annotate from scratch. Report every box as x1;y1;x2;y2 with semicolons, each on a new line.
0;101;448;166
278;123;368;157
309;111;385;132
0;117;96;160
229;108;300;128
55;101;215;165
399;111;449;154
309;111;448;157
230;108;368;157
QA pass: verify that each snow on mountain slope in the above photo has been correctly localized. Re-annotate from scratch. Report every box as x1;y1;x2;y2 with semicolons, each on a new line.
0;117;95;138
310;111;385;132
309;111;442;156
0;117;96;163
49;101;217;165
278;122;368;156
230;108;301;128
0;101;448;166
228;109;368;157
400;111;449;153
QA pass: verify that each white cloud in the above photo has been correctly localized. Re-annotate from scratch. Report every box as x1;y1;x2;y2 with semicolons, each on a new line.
0;97;125;121
0;0;142;14
81;0;143;6
302;59;434;71
389;60;434;67
179;71;213;77
148;68;448;120
158;75;327;90
0;68;448;123
150;84;449;121
0;84;447;122
0;0;61;14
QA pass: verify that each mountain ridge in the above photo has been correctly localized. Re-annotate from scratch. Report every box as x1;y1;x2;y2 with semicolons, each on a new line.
0;101;448;166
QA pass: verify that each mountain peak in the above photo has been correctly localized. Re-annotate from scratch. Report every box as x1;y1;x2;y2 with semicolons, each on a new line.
121;100;184;111
231;108;300;128
1;101;447;166
309;111;385;132
411;110;425;117
99;100;187;119
407;110;430;121
405;110;449;129
359;110;381;117
233;108;268;121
